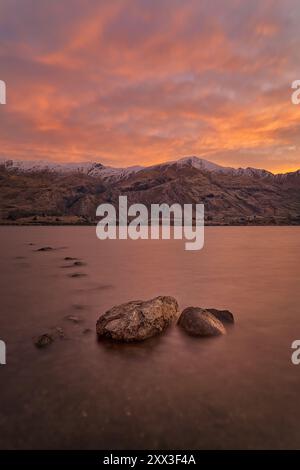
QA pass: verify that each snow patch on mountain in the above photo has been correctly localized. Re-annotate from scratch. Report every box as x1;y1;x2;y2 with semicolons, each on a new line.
1;155;298;180
176;156;234;172
0;158;144;181
163;156;274;178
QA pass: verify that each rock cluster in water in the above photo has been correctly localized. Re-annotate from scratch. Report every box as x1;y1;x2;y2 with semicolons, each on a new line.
31;246;91;348
31;244;235;346
96;297;235;342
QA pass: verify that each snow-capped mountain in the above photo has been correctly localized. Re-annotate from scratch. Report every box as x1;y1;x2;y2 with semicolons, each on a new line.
173;156;235;172
0;155;298;180
174;156;274;178
1;155;299;226
0;158;144;182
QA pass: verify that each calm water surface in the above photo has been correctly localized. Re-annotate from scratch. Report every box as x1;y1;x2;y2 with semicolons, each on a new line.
0;226;299;449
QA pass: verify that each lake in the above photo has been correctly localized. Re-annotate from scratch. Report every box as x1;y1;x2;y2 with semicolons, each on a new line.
0;226;299;449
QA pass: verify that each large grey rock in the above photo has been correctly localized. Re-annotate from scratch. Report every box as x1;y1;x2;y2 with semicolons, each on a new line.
178;307;226;337
96;296;178;342
206;308;234;324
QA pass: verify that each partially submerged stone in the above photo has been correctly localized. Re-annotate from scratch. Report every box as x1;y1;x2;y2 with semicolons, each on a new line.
34;333;54;348
73;261;85;267
65;315;82;323
83;328;92;334
178;307;226;337
68;272;87;278
54;327;65;338
96;296;178;342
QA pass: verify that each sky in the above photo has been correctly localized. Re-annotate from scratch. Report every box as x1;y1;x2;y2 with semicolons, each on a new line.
1;0;300;173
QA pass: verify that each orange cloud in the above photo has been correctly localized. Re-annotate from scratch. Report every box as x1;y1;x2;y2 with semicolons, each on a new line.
0;0;299;173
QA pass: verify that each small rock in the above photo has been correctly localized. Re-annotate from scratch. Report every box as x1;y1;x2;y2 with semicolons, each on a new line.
68;272;87;278
64;257;77;261
96;296;178;342
73;261;85;266
54;327;65;338
206;308;234;324
83;328;92;334
178;307;226;337
72;304;87;310
65;315;82;323
34;334;54;348
36;246;53;252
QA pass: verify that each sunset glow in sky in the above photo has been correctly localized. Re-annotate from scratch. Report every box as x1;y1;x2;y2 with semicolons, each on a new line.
1;0;300;172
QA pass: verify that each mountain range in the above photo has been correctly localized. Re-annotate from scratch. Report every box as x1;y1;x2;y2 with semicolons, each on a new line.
0;156;299;225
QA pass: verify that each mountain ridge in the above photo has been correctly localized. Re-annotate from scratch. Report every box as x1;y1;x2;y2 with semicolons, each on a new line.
1;155;299;180
0;155;299;226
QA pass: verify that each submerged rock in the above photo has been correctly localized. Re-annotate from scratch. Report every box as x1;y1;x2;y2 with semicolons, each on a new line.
72;304;87;310
206;308;234;324
36;246;53;252
54;327;65;338
68;272;87;278
65;315;82;323
83;328;92;334
96;296;178;342
178;307;226;337
34;333;54;348
64;256;77;261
